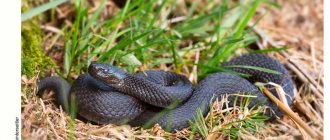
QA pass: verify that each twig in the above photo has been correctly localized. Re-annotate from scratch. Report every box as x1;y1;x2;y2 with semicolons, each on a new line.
189;48;200;83
41;25;64;35
47;117;62;140
256;84;321;139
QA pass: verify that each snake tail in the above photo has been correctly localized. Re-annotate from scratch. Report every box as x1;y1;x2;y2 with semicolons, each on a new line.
37;76;71;112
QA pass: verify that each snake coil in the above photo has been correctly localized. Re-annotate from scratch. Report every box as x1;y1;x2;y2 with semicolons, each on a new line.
37;53;294;132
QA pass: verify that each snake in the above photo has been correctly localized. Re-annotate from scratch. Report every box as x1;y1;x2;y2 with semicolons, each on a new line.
37;53;294;132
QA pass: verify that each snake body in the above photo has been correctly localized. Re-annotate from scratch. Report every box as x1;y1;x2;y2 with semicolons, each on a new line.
37;54;294;132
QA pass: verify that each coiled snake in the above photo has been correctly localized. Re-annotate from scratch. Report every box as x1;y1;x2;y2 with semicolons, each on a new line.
37;53;294;132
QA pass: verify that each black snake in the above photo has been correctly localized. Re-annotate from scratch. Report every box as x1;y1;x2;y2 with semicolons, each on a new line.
37;53;294;132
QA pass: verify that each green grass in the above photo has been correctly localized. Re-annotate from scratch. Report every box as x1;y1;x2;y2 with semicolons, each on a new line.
32;0;279;79
23;0;283;138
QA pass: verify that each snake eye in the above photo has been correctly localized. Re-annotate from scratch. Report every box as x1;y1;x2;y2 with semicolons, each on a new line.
103;68;109;73
98;68;111;77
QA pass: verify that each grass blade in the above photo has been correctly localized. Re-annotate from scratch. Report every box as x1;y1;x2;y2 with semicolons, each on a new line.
224;65;282;75
22;0;68;22
249;46;289;53
208;0;262;66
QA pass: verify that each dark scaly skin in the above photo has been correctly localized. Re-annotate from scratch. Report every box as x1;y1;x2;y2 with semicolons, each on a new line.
71;74;146;124
37;70;193;126
223;53;294;117
131;73;267;131
113;71;193;108
37;54;295;132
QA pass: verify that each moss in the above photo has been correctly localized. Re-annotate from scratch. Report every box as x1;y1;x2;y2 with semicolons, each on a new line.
21;22;55;77
21;0;56;77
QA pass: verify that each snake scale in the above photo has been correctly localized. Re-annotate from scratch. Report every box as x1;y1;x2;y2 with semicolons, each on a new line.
37;53;294;132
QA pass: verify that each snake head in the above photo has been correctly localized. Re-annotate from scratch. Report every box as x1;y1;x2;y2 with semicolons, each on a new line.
88;62;126;86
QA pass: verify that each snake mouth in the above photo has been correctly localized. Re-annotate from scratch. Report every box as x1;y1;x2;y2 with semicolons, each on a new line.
88;62;126;86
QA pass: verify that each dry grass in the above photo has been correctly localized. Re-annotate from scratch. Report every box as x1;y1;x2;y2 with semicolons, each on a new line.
21;0;323;139
254;0;324;139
